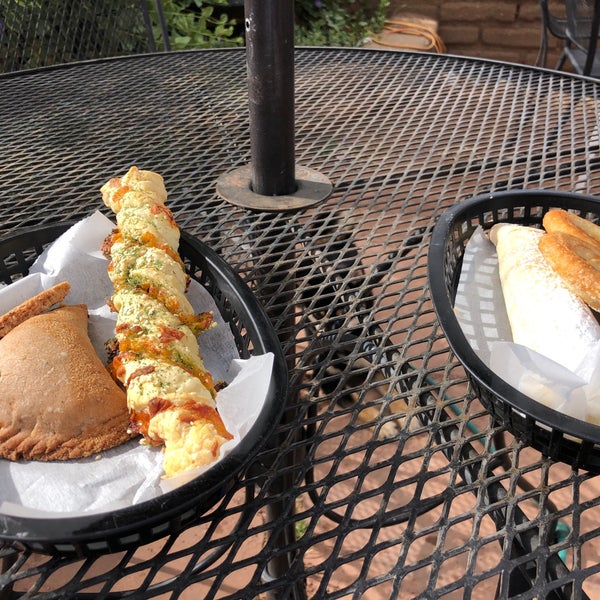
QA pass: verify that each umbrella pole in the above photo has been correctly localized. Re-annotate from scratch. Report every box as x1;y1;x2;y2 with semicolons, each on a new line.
246;0;296;197
216;0;332;211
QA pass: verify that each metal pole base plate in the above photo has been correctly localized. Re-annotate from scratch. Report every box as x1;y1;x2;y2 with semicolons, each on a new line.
216;164;333;212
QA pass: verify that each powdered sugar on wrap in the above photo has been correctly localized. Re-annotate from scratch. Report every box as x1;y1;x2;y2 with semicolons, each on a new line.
455;225;600;424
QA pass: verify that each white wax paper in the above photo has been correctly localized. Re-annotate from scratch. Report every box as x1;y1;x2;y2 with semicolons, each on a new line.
0;212;274;516
456;226;600;424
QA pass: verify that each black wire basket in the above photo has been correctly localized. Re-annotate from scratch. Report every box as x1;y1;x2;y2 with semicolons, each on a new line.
0;221;287;555
428;190;600;473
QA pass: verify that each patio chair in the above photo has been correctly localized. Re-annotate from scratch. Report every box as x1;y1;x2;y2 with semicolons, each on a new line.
539;0;600;77
538;0;569;68
0;0;170;73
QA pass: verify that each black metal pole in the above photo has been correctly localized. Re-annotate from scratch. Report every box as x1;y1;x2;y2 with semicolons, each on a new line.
244;0;296;196
216;1;330;210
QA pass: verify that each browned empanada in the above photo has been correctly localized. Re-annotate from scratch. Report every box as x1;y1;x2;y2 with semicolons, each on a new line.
0;304;132;461
0;281;71;339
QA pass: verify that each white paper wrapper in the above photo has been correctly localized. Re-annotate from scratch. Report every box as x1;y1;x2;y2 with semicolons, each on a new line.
455;226;600;424
0;212;274;516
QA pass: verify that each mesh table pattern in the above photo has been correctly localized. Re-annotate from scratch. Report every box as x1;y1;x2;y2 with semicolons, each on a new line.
1;48;600;599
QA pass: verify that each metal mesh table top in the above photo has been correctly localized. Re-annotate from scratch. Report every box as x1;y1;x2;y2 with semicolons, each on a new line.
1;47;600;599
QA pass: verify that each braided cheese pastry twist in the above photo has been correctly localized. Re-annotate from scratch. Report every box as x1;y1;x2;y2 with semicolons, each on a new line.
101;166;231;477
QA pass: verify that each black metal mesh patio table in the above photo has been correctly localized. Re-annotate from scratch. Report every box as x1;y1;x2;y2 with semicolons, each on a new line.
1;47;600;599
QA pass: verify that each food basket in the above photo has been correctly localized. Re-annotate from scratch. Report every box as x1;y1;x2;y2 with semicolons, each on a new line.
0;221;287;555
428;190;600;472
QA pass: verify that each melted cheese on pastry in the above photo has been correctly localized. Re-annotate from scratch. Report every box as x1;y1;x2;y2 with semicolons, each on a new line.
101;166;167;213
148;410;227;476
109;240;193;315
101;166;231;478
109;239;188;292
120;357;214;413
116;204;180;252
113;289;206;376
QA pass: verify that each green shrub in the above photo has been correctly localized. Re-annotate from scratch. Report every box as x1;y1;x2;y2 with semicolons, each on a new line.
155;0;390;50
0;0;390;72
0;0;151;71
294;0;389;47
152;0;242;50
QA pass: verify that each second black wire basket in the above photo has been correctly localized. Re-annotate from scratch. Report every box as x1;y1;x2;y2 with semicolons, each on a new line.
428;189;600;473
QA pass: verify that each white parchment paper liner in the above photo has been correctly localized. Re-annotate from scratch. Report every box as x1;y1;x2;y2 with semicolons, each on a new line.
0;212;274;517
455;226;600;424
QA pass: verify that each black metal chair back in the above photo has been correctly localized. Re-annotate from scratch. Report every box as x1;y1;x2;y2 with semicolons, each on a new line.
0;0;169;73
564;0;600;75
538;0;568;69
538;0;600;77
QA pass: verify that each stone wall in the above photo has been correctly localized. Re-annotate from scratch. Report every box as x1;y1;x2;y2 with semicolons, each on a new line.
386;0;566;70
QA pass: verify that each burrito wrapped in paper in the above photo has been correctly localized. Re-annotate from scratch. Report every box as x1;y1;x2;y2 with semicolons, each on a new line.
490;223;600;381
